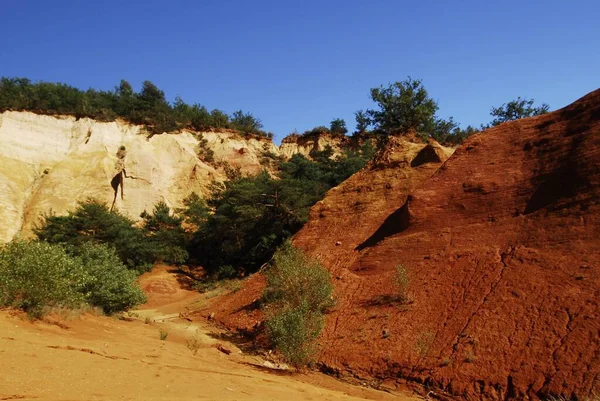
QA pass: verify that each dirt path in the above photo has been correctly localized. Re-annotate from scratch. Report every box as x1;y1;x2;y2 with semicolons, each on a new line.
0;266;419;401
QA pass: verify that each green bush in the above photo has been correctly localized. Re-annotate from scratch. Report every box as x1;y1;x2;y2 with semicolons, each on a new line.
196;133;216;164
73;243;146;314
0;241;89;318
263;242;334;367
35;199;155;272
265;301;324;366
0;241;146;318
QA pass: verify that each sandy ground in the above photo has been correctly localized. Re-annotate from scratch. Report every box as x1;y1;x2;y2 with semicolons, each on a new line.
0;266;419;401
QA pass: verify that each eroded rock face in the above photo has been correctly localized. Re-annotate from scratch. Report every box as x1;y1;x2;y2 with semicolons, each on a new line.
309;91;600;400
0;111;283;242
209;89;600;400
279;133;348;159
205;136;455;348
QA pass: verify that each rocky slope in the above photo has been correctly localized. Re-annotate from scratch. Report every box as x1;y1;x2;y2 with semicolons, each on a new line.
0;111;342;242
208;89;600;400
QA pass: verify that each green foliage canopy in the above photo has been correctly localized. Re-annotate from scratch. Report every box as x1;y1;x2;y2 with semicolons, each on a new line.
0;77;269;137
34;199;157;272
367;77;439;134
485;97;550;128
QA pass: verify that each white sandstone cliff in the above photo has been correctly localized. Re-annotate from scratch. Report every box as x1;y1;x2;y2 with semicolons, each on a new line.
0;111;286;242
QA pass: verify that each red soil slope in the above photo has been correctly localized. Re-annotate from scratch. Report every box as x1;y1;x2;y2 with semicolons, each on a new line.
210;89;600;400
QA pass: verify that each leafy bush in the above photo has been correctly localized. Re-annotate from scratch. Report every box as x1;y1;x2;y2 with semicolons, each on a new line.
361;77;483;144
265;302;324;366
73;243;146;314
0;241;89;318
302;126;330;137
177;192;210;229
159;328;169;341
196;133;215;164
263;242;334;367
35;199;156;272
0;241;146;317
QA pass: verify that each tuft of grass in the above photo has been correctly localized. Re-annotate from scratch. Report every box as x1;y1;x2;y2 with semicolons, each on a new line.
393;264;411;303
225;279;242;293
159;328;169;341
464;348;476;363
414;331;434;357
186;330;202;355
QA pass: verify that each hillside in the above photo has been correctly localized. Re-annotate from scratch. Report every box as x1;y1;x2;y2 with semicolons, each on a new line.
0;111;345;242
207;89;600;400
0;265;417;401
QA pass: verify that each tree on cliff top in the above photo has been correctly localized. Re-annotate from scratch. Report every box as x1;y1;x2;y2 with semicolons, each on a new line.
484;97;550;128
366;77;438;134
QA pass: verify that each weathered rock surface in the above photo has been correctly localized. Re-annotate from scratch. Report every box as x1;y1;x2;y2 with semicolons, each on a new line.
210;89;600;400
0;111;340;242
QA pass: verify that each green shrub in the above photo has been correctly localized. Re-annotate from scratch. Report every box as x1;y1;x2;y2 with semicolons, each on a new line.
73;243;146;314
196;133;215;164
263;242;334;310
159;328;169;341
265;301;324;366
263;242;334;367
35;199;155;272
0;241;89;318
0;241;146;318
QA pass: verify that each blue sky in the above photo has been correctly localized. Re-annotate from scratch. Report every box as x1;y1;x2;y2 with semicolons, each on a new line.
1;0;598;142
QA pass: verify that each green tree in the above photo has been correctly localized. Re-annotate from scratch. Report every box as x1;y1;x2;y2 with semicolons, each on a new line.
354;110;371;133
485;97;550;128
230;110;264;134
367;77;438;135
177;192;210;229
0;77;267;137
189;104;212;130
34;199;156;272
190;172;308;277
140;201;188;265
329;118;348;135
114;79;136;118
210;109;230;129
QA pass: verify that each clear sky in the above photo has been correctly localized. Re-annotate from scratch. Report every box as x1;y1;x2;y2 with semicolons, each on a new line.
1;0;598;142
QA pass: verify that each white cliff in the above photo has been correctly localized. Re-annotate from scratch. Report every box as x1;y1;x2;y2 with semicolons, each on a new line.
0;111;286;242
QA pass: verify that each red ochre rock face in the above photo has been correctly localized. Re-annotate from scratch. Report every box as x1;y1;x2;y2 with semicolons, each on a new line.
209;88;600;400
